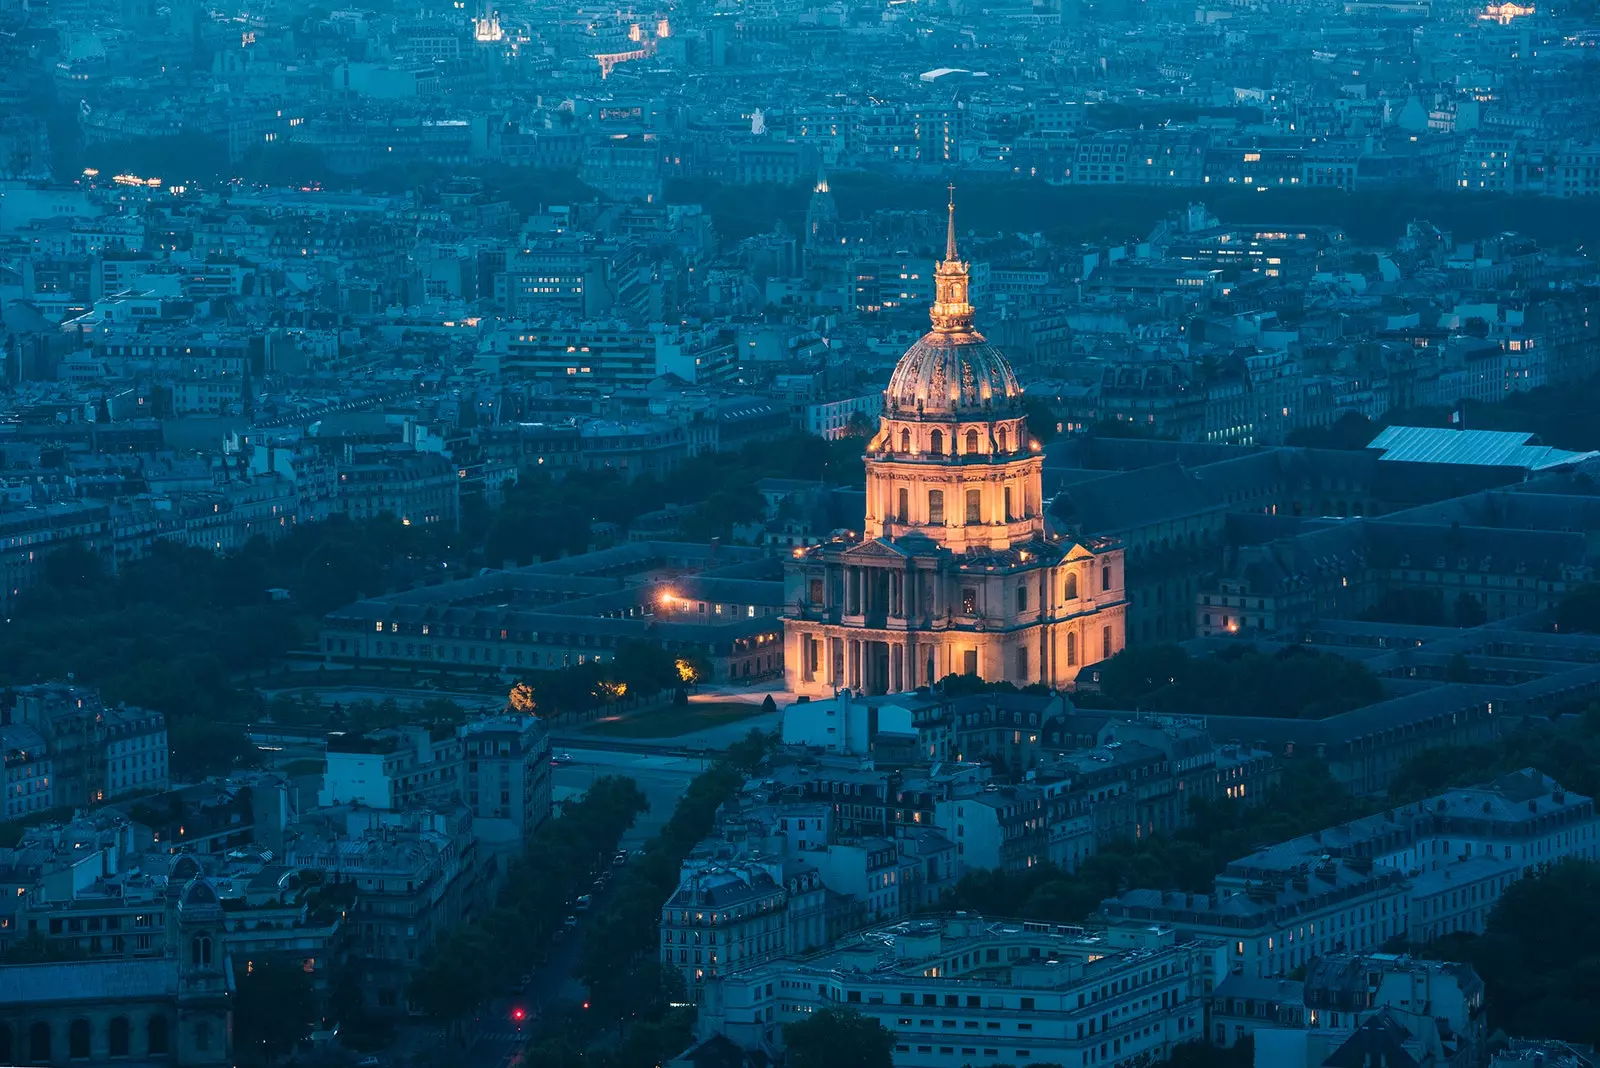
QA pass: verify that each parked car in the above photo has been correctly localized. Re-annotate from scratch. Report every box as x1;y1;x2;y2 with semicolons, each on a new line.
612;850;629;867
563;914;579;928
575;894;592;911
550;751;574;767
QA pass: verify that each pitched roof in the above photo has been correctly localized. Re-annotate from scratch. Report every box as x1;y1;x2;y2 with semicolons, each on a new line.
1321;1007;1422;1068
0;958;179;1005
1050;462;1222;534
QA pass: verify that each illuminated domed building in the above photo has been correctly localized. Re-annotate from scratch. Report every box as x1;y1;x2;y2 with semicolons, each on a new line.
784;193;1127;698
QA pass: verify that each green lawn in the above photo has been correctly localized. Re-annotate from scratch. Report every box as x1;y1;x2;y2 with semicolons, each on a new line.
580;702;769;739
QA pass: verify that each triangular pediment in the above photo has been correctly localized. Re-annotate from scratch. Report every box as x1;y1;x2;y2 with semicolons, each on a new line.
1061;541;1097;561
840;538;913;560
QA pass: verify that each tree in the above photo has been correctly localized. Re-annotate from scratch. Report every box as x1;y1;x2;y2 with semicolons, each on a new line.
166;715;255;779
784;1007;895;1068
843;410;876;440
1557;583;1600;633
1430;859;1600;1045
611;641;680;699
234;956;316;1064
419;697;464;727
1454;592;1488;628
1361;588;1445;627
408;925;501;1037
1025;396;1061;445
1081;644;1382;720
40;544;107;593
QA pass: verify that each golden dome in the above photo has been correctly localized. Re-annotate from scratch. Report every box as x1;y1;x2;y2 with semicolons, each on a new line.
885;330;1022;418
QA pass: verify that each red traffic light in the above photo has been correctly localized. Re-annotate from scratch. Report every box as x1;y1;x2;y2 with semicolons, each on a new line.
511;1007;526;1022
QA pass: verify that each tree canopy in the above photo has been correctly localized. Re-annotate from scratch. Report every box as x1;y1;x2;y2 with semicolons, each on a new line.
234;956;317;1064
1557;583;1600;634
1387;708;1600;804
783;1007;897;1068
1080;644;1383;720
407;775;647;1032
1424;860;1600;1046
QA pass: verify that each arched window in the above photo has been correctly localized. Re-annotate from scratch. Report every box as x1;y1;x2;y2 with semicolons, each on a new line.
109;1018;130;1059
147;1017;169;1058
70;1019;90;1060
997;426;1009;453
1065;573;1078;599
0;1023;13;1063
191;935;212;967
965;429;979;454
1102;565;1113;591
896;488;909;524
899;428;910;453
1103;626;1113;659
1067;632;1078;666
930;429;944;455
965;490;982;525
928;490;945;525
29;1022;50;1064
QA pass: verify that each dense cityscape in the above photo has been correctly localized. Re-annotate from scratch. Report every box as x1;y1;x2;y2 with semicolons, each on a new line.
3;0;1600;1064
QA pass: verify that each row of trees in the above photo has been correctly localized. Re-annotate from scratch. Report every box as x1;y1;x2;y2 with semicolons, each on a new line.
517;730;774;1068
1386;703;1600;804
406;775;648;1035
1079;643;1384;720
482;429;867;567
677;169;1600;251
4;427;864;778
509;642;709;724
1360;587;1489;629
0;513;473;778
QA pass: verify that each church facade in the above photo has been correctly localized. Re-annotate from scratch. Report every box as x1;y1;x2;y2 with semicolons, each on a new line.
0;862;233;1068
784;195;1127;698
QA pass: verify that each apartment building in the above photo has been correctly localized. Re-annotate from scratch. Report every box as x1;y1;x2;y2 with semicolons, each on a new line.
694;916;1221;1068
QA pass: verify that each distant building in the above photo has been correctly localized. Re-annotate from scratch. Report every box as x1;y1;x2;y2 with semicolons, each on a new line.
319;714;552;844
0;685;168;809
321;541;784;683
0;871;234;1068
1104;768;1597;978
458;714;553;844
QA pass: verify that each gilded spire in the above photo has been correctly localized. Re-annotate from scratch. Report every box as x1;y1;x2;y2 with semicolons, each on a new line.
945;183;959;262
930;184;972;332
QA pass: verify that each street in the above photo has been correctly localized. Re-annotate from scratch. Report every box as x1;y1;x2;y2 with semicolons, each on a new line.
551;747;711;848
454;746;706;1068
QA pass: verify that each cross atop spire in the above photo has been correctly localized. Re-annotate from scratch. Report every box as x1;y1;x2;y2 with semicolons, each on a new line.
945;184;960;263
